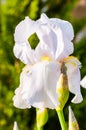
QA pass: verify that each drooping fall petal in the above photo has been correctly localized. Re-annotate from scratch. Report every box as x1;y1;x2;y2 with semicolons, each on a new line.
64;56;83;103
13;61;61;109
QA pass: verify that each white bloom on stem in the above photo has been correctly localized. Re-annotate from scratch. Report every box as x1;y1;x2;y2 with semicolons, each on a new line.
80;75;86;88
13;13;84;109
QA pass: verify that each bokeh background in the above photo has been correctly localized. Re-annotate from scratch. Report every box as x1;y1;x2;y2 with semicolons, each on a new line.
0;0;86;129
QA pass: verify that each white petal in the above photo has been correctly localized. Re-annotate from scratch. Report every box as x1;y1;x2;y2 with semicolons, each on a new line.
55;28;74;60
65;57;83;103
13;43;36;64
80;75;86;88
14;17;37;43
36;24;57;58
13;86;31;109
38;13;49;24
14;17;38;64
37;13;74;60
13;66;31;109
39;13;74;41
13;62;60;109
50;17;74;59
49;20;74;60
35;42;54;61
50;17;74;40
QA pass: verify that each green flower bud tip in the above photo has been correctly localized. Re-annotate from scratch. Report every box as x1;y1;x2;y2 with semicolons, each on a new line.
36;108;48;128
56;73;69;110
69;106;79;130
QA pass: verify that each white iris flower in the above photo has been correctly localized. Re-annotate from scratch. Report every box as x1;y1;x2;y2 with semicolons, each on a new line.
13;13;84;109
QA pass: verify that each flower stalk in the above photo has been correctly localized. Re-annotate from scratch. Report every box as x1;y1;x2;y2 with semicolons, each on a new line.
38;127;43;130
56;109;67;130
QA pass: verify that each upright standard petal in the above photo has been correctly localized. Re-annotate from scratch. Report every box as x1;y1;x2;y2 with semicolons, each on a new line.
14;17;37;43
80;75;86;88
36;22;58;59
14;13;74;64
13;62;60;109
14;17;38;64
64;56;83;103
49;17;74;60
36;13;74;61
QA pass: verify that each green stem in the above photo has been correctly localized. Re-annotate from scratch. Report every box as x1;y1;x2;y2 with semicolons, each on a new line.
36;108;43;130
38;127;43;130
56;109;67;130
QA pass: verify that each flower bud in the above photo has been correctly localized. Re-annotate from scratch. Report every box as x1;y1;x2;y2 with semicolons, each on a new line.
13;121;18;130
36;108;48;128
69;106;79;130
56;73;69;110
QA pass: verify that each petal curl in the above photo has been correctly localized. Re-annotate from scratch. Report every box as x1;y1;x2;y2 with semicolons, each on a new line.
13;86;31;109
13;65;31;109
14;17;36;43
14;17;38;64
64;56;83;103
36;23;57;59
13;43;36;64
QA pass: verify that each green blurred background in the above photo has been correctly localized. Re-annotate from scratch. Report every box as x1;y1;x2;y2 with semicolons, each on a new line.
0;0;86;129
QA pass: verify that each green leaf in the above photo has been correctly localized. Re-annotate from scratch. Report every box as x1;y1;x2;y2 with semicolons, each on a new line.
28;33;40;49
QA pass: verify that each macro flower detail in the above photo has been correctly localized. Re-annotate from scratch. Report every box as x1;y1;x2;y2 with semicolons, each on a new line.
13;13;84;110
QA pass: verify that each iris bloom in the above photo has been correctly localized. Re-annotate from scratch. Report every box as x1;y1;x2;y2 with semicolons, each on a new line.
13;13;84;109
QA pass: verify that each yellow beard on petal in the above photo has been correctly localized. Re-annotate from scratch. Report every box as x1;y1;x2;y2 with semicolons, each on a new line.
41;56;51;61
63;56;81;69
63;56;75;61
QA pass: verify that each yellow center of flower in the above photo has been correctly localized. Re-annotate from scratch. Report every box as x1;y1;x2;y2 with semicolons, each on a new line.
41;56;51;61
